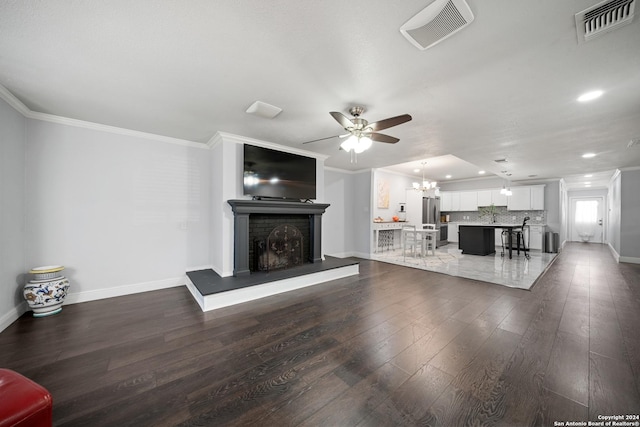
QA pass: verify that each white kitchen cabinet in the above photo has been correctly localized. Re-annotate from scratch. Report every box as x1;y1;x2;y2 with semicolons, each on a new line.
477;190;492;207
440;191;461;212
507;185;545;211
459;191;478;211
450;192;460;211
531;186;545;210
528;225;544;250
507;187;531;211
440;192;452;211
491;189;508;206
448;223;459;242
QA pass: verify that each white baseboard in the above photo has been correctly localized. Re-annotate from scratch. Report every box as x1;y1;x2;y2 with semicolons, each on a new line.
0;302;27;333
608;243;621;262
186;264;214;272
64;276;186;305
607;243;640;264
620;255;640;264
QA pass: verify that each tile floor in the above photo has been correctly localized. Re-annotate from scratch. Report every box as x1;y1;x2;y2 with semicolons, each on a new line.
372;243;558;290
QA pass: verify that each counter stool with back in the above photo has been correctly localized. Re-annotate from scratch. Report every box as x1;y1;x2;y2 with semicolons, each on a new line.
501;216;530;259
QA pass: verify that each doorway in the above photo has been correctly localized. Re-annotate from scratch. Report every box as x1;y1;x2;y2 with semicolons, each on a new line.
569;196;605;243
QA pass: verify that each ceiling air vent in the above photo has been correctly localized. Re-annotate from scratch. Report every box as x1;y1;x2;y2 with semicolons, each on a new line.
575;0;636;43
400;0;475;50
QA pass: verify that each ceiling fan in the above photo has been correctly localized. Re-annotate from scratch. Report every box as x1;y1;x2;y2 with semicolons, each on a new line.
303;106;412;161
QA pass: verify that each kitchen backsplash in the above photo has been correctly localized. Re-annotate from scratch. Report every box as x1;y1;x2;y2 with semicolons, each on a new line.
445;206;546;224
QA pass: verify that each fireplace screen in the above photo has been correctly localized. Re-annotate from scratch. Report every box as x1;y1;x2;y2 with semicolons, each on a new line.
256;224;304;272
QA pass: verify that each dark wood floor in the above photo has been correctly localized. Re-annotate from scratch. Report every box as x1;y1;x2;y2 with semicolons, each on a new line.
1;243;639;426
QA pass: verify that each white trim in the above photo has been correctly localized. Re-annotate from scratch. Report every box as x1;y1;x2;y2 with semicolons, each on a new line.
608;242;621;262
0;84;31;116
324;166;371;175
619;166;640;172
214;131;330;160
64;276;185;305
186;265;214;272
325;252;358;258
352;251;372;260
185;276;206;311
620;256;640;264
29;111;207;149
0;83;208;149
189;265;359;312
0;302;27;333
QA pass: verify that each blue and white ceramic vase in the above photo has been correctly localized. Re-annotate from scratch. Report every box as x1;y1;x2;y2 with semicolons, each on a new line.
23;266;70;317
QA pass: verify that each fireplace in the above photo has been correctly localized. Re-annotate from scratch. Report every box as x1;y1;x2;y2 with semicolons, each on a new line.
251;217;308;272
228;200;330;276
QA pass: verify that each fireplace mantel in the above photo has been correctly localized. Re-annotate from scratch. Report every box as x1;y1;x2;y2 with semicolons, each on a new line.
227;200;330;276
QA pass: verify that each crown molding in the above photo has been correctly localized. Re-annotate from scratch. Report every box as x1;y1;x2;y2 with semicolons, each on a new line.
212;131;330;160
324;166;371;174
0;84;31;116
0;83;208;149
620;166;640;172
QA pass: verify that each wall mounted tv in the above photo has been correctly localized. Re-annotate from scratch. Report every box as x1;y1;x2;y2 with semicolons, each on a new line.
243;144;316;200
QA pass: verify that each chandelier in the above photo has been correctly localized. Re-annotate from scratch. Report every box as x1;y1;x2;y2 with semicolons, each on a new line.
413;162;438;192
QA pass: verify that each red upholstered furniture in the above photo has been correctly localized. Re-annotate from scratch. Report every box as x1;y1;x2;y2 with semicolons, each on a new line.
0;369;52;427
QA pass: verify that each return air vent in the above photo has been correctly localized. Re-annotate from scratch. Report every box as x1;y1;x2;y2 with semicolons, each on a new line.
400;0;475;50
575;0;636;43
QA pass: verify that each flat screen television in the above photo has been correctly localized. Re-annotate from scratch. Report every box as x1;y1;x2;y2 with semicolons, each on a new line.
243;144;316;200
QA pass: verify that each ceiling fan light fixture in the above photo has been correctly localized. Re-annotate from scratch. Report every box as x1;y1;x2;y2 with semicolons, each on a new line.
340;135;357;152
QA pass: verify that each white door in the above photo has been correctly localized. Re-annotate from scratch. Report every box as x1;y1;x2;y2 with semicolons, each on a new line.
569;197;604;243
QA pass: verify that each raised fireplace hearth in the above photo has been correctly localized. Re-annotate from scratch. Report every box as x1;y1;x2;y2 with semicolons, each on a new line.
227;200;330;276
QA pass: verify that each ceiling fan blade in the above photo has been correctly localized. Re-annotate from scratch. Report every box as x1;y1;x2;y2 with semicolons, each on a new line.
367;114;412;132
369;133;399;144
330;111;354;129
301;135;341;144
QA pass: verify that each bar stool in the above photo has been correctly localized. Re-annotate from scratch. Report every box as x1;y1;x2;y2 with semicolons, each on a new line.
421;224;437;256
501;217;530;259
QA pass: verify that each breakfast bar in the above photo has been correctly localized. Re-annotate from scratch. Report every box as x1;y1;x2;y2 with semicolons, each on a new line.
458;224;524;258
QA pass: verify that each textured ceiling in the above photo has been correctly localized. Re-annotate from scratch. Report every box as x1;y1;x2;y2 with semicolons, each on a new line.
1;0;639;188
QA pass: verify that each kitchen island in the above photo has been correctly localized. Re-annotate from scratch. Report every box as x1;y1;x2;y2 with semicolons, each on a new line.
458;224;523;258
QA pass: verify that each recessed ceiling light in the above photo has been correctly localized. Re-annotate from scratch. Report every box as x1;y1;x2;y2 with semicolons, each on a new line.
478;170;486;175
585;181;591;185
584;174;593;177
445;175;452;179
585;184;592;187
413;168;420;173
577;90;603;102
582;153;596;158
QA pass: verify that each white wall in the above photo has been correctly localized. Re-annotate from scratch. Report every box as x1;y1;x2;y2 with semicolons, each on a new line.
608;172;621;255
0;98;26;330
323;168;356;257
372;169;416;221
353;170;373;257
620;168;640;261
25;119;211;303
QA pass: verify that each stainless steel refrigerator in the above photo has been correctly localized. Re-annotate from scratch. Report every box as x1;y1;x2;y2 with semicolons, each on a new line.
422;196;448;247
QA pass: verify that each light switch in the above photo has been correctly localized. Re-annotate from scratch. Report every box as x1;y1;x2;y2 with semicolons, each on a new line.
536;216;541;221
